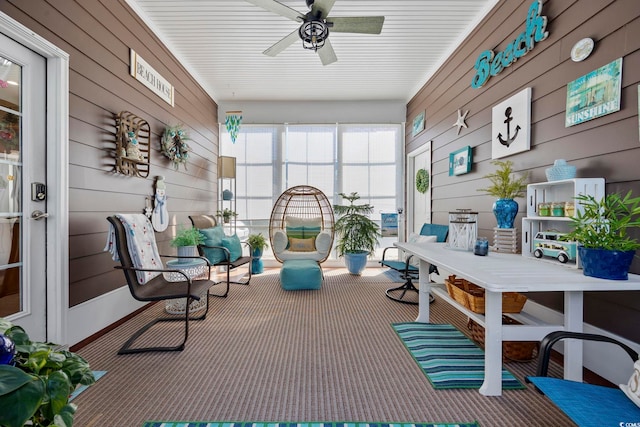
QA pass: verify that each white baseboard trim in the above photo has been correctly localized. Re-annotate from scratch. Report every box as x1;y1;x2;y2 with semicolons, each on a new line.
67;286;146;346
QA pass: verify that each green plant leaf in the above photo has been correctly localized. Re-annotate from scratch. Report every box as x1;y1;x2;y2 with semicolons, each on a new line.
45;370;73;420
0;368;45;427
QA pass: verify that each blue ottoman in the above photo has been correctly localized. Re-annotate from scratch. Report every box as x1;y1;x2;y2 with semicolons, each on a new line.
280;259;322;290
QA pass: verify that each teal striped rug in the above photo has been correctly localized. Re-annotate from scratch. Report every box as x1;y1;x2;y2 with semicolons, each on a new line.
143;423;480;427
392;322;524;389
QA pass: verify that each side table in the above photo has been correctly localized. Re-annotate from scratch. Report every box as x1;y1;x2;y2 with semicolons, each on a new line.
163;258;208;314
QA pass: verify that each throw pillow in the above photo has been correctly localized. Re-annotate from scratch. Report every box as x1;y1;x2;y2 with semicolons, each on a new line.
285;216;322;228
620;359;640;408
288;237;316;252
199;226;226;264
285;225;306;240
221;234;243;262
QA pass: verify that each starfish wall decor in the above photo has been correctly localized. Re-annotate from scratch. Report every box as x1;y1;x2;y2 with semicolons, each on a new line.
452;109;469;135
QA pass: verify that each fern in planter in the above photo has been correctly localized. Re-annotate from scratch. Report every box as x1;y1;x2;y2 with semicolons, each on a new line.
170;226;205;247
0;318;95;427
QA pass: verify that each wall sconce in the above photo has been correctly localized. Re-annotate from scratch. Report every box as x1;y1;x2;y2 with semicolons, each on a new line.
225;111;242;143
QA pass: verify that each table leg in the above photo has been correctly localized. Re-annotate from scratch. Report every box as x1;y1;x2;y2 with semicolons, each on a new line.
480;290;503;396
564;290;584;381
416;259;431;323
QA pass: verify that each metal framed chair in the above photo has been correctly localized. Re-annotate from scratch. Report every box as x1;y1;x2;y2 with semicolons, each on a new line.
189;214;253;294
107;215;214;354
526;331;640;426
380;223;449;304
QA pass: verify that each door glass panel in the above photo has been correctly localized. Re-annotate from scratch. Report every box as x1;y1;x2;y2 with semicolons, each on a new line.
0;56;22;316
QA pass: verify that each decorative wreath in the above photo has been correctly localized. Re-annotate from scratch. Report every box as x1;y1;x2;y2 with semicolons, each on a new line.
416;168;430;194
161;125;190;170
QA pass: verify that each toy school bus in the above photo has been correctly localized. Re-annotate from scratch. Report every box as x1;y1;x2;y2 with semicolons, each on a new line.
533;231;577;263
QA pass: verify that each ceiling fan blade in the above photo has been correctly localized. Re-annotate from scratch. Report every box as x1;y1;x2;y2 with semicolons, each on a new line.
311;0;337;18
245;0;303;21
263;29;300;57
317;39;337;66
328;16;385;34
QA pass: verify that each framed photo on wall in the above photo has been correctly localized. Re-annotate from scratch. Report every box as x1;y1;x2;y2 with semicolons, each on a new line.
449;146;472;176
412;111;425;137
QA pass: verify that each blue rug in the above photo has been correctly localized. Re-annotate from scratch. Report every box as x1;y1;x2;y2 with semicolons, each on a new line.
392;323;524;389
69;370;107;401
143;422;480;427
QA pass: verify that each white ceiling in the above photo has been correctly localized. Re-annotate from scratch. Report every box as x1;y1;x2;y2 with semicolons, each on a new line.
127;0;497;103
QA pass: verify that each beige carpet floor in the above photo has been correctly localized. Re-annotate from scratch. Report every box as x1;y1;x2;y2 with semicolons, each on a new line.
73;268;573;427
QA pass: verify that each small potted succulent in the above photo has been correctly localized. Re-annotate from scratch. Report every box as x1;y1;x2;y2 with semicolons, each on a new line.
478;159;528;229
216;208;238;224
564;191;640;280
171;226;205;261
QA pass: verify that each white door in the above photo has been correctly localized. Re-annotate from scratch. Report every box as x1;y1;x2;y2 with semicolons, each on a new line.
408;143;432;234
0;33;47;340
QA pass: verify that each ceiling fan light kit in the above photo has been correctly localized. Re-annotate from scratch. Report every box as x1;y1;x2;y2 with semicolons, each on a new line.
246;0;384;65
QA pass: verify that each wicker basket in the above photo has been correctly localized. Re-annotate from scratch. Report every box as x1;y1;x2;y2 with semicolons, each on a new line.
468;317;539;362
445;275;527;314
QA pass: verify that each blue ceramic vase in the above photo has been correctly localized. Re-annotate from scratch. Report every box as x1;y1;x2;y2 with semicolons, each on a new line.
578;247;636;280
493;198;519;229
344;251;369;275
251;247;264;274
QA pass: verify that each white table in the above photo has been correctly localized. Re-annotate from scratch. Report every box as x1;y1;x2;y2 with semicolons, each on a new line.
396;241;640;396
163;258;209;314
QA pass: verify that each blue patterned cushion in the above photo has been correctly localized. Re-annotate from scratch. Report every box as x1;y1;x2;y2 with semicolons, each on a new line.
199;226;226;264
221;234;243;262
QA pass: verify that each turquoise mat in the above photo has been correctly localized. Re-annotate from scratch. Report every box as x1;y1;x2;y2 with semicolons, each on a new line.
143;423;480;427
69;370;107;401
392;322;524;389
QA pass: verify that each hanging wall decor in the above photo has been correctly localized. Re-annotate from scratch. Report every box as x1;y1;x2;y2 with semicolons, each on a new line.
412;111;425;137
415;168;430;193
452;109;469;135
225;111;242;143
161;125;190;170
565;58;622;127
491;87;531;159
449;146;473;176
115;111;150;178
151;175;169;232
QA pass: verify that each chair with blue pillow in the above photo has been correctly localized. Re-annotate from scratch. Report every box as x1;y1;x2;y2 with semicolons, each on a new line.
380;223;449;304
189;214;252;296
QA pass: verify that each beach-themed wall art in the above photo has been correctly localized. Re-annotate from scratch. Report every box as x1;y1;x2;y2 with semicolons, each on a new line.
566;58;622;127
449;146;473;176
491;87;531;159
412;111;425;137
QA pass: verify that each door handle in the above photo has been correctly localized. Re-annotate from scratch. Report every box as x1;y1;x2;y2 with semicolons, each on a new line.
31;210;49;220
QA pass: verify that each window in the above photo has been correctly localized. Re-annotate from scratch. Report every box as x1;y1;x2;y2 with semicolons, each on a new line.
221;123;402;260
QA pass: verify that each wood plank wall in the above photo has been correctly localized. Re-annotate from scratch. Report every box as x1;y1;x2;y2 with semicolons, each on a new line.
406;0;640;341
0;0;220;306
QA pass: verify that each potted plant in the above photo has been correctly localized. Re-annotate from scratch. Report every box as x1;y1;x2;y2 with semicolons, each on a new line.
564;191;640;280
333;192;381;275
247;233;269;274
216;208;237;224
0;318;95;427
478;159;528;228
171;226;205;261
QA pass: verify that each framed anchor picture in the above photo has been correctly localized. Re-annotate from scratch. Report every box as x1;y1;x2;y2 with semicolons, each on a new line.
491;87;531;159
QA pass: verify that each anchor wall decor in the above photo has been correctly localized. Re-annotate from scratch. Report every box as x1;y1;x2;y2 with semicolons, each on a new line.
491;87;531;159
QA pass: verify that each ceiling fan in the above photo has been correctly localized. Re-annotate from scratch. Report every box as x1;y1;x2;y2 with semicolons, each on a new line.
245;0;385;65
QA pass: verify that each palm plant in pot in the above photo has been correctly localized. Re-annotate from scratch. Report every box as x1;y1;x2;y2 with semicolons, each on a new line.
171;226;205;262
334;192;381;275
478;159;528;229
247;233;269;274
564;191;640;280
